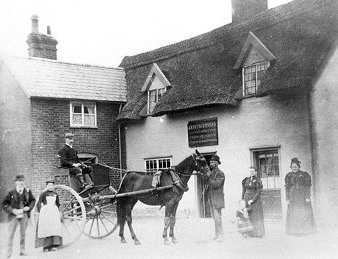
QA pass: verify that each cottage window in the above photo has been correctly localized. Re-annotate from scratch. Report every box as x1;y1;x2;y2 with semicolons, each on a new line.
70;102;97;127
145;157;171;174
242;62;269;96
147;87;166;114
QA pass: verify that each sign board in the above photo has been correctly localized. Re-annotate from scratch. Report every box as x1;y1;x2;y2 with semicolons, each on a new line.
187;118;218;147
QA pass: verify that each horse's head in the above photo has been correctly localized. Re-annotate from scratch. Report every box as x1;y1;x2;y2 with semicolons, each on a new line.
192;149;210;176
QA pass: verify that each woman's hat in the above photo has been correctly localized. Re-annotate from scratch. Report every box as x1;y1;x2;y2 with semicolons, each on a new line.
14;175;25;181
210;154;221;165
290;157;301;167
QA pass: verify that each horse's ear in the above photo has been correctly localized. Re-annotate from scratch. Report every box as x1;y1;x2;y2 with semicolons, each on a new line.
195;149;201;156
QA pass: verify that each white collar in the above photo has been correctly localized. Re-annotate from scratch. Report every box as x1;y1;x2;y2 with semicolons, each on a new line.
16;187;24;194
65;143;73;148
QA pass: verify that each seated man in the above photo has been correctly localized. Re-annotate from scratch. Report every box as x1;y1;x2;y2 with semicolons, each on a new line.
58;133;94;190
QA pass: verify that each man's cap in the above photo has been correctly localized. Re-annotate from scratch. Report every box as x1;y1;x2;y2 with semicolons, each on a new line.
14;175;25;181
210;154;221;165
46;179;55;185
65;133;74;139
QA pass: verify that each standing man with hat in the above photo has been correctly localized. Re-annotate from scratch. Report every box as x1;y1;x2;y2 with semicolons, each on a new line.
204;154;225;242
58;133;94;190
2;175;36;257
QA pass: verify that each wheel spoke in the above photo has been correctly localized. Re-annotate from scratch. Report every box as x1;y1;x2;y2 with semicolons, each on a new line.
62;221;71;237
89;216;95;236
100;213;116;225
98;215;109;233
63;205;82;215
63;215;83;221
100;210;116;215
96;217;100;237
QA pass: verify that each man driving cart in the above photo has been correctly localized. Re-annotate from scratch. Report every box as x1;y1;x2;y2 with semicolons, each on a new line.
58;133;94;190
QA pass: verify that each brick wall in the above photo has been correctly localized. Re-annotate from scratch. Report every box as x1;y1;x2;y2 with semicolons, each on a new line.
0;63;32;220
30;98;125;195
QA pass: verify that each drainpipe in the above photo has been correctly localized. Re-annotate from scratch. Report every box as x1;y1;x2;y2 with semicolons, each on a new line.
307;91;317;200
118;104;123;177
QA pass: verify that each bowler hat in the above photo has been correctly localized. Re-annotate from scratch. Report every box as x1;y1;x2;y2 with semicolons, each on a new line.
210;154;221;164
14;175;25;181
65;133;74;139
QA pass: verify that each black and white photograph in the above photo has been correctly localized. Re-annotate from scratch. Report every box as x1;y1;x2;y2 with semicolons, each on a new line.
0;0;337;258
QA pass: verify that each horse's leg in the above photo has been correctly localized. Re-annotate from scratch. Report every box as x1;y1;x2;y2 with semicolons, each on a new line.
118;199;127;244
169;202;179;244
163;204;173;245
125;199;141;245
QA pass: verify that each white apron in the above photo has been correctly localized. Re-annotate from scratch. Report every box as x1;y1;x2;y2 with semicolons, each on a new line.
38;195;62;238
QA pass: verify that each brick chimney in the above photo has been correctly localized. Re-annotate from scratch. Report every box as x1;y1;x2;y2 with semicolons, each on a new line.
231;0;268;23
26;15;58;60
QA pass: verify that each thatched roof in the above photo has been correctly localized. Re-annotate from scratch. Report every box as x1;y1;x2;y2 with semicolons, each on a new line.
118;0;338;120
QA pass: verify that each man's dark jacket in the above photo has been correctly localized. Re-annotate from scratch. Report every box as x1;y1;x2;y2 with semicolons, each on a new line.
58;144;80;167
206;167;225;209
2;188;36;219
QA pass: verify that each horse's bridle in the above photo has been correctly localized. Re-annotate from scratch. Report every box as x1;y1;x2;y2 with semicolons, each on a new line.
175;153;207;177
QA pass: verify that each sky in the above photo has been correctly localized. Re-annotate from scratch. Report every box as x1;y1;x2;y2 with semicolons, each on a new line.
0;0;291;67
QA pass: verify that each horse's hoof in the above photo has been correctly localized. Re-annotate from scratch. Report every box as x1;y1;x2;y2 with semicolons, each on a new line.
134;240;141;245
121;239;127;244
164;239;171;245
172;238;178;244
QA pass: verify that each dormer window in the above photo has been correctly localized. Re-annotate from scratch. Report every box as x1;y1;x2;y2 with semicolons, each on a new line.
141;63;171;115
243;62;270;96
234;32;276;97
148;87;167;114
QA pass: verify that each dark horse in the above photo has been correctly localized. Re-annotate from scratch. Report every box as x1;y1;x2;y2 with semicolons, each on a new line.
116;150;209;245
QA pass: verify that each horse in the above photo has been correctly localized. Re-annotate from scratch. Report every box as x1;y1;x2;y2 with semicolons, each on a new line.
116;150;210;245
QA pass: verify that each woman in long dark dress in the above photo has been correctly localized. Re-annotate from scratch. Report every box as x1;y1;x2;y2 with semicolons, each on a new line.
285;158;316;235
35;180;63;252
242;166;265;237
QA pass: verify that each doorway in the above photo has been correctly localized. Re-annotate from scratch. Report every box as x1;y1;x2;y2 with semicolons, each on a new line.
252;148;282;219
197;152;216;218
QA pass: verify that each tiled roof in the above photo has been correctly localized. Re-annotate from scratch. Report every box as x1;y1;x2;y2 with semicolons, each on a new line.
3;56;127;102
118;0;338;120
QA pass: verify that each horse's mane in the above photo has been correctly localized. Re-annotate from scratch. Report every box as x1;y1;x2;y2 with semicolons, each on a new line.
128;171;152;176
174;155;194;173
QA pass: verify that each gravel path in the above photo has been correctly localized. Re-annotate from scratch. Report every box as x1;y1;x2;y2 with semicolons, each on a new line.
1;216;337;259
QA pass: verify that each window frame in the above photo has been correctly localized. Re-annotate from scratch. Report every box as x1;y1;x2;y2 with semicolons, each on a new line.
70;102;97;128
147;87;167;114
242;62;269;97
250;146;281;190
144;157;172;174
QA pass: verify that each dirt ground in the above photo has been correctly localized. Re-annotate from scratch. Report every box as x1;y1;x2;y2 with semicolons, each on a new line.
1;215;338;259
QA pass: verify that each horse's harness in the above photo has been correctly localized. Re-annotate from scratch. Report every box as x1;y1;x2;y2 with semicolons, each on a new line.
171;154;208;192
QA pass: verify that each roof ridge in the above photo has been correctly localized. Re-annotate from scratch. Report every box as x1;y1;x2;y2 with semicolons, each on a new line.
6;55;124;70
121;0;335;69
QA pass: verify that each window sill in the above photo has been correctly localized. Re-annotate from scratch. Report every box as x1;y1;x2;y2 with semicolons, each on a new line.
235;94;258;101
70;125;98;129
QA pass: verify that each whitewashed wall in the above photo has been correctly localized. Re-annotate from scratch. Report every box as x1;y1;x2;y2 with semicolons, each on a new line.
311;45;338;226
125;94;312;219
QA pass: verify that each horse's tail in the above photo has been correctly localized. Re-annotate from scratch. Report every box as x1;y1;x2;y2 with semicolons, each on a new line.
115;176;127;229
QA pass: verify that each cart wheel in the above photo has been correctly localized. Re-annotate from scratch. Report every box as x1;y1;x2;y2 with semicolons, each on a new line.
55;185;86;247
83;196;118;239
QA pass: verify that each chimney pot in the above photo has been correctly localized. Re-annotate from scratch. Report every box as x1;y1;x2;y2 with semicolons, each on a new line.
47;26;51;35
31;14;39;33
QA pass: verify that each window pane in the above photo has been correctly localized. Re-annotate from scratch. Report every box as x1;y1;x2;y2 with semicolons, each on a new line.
158;88;166;100
72;114;82;125
73;104;82;113
149;90;157;102
84;104;95;114
84;115;95;126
